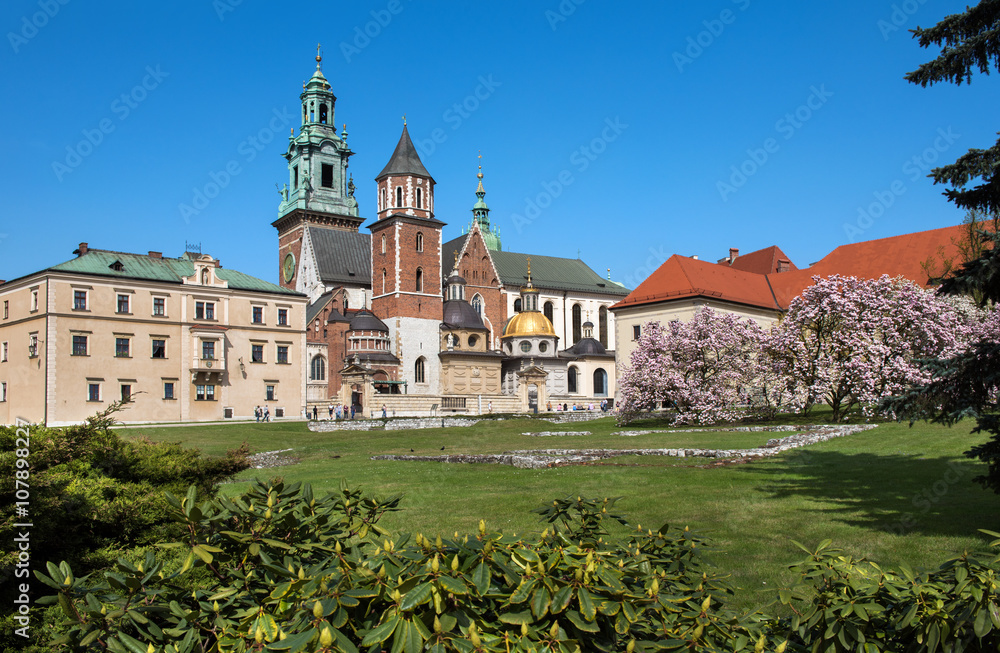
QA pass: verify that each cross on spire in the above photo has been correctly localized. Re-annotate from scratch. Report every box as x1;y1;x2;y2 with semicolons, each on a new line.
316;43;322;68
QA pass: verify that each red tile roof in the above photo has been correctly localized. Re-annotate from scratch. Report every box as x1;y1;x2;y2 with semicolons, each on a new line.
612;225;969;313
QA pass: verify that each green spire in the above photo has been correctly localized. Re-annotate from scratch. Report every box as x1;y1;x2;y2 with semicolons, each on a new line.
470;153;501;251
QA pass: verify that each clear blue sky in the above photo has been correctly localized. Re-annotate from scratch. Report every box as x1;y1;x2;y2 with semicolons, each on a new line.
2;1;997;291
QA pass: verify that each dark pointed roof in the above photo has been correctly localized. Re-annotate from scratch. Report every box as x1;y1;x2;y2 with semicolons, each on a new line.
376;125;433;181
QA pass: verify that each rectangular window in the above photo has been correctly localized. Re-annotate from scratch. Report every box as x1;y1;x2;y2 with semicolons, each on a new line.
121;384;132;402
0;382;6;402
633;325;641;340
28;334;38;358
153;297;165;316
251;343;264;362
293;165;299;189
277;345;288;364
321;163;333;188
88;383;101;402
31;289;38;311
115;337;130;358
152;339;166;359
195;384;215;401
74;290;87;310
72;335;88;356
1;341;7;362
266;384;275;401
252;306;264;324
117;294;130;314
202;340;215;360
163;382;174;400
3;300;7;319
277;308;288;325
195;301;215;320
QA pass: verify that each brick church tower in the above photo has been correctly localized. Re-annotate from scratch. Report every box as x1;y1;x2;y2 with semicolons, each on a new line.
272;49;362;295
369;123;444;392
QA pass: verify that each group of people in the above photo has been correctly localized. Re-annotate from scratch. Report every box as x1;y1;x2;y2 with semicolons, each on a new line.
253;406;270;422
305;404;356;420
545;400;609;412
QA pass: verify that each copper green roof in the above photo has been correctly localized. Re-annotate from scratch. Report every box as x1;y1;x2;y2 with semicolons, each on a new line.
43;250;304;296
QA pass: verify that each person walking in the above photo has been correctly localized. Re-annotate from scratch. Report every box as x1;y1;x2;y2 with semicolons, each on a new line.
254;406;260;422
381;404;387;418
328;404;334;419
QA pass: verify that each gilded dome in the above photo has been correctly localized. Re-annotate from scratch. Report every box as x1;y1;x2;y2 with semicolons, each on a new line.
503;311;557;338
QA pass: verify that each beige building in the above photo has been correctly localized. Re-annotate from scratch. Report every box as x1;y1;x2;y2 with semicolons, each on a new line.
0;244;308;426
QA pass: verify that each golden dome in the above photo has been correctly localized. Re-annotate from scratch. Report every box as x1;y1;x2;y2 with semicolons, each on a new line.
503;311;557;338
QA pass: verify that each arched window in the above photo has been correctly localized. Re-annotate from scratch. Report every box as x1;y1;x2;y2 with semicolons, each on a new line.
543;301;554;322
572;304;582;343
381;234;386;254
416;233;423;252
343;296;349;312
414;356;426;383
415;268;423;292
396;186;403;207
514;298;522;312
472;294;483;316
380;187;387;210
416;187;423;208
319;104;328;124
568;366;578;393
593;368;608;396
382;268;387;294
599;306;609;347
310;356;326;381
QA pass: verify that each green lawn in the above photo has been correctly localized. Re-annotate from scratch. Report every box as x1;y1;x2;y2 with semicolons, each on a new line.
120;414;999;612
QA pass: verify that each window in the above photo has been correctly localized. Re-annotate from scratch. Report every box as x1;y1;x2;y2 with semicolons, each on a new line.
31;290;38;311
572;305;582;343
538;341;549;353
310;355;326;381
120;384;132;402
293;165;299;189
74;290;87;310
251;344;263;363
599;306;609;348
152;339;166;359
381;234;386;254
543;301;554;323
415;268;423;293
202;340;215;360
468;334;479;348
88;383;101;402
115;337;130;358
153;297;165;316
414;357;426;383
117;294;130;314
472;294;483;316
321;163;333;188
72;335;87;356
266;385;275;401
1;341;7;361
416;187;423;209
163;382;174;400
382;269;387;294
593;369;608;397
568;366;578;393
396;186;402;207
0;382;6;402
277;345;288;364
3;300;7;319
416;233;424;252
633;325;641;340
319;103;328;124
28;334;38;358
520;341;532;353
514;298;522;313
277;308;288;326
252;306;264;324
196;384;215;401
195;301;215;320
380;187;387;210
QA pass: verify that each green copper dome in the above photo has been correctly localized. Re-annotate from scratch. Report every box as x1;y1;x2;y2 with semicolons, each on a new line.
470;161;501;251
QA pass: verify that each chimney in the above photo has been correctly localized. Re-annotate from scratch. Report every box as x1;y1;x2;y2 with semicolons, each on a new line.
691;255;699;260
148;251;162;259
76;242;88;257
729;247;739;263
777;258;790;273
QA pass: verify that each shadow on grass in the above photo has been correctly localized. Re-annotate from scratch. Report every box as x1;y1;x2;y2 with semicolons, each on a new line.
745;449;994;538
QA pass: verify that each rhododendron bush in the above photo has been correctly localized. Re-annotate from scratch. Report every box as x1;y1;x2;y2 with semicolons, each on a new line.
617;276;989;425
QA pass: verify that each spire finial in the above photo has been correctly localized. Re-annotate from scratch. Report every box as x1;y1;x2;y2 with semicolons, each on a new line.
402;114;407;126
454;250;459;266
477;150;483;179
526;257;532;286
607;267;611;280
316;43;322;67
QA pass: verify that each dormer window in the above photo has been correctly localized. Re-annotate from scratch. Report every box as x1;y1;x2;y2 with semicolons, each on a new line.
109;260;124;272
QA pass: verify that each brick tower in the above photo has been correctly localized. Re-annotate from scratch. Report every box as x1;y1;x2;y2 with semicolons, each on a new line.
369;122;444;393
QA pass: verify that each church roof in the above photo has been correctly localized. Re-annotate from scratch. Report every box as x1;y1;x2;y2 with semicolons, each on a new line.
376;125;433;180
349;309;389;332
309;227;371;286
307;292;350;325
36;248;303;296
442;300;488;330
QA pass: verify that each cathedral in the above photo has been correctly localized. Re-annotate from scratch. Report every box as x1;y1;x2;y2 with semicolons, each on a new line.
274;53;627;416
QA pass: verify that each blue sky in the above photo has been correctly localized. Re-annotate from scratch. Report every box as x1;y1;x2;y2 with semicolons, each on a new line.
2;1;997;291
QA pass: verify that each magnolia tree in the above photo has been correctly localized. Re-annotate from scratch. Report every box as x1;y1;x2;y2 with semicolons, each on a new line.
772;275;984;421
616;307;791;425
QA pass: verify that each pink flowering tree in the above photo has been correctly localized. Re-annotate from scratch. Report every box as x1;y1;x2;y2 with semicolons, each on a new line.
616;307;787;425
772;275;983;421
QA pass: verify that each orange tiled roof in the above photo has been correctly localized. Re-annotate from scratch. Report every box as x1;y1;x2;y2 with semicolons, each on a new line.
726;245;798;274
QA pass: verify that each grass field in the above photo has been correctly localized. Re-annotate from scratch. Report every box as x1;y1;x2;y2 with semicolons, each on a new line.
120;413;999;612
